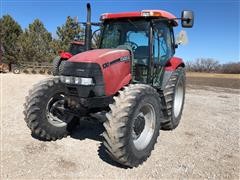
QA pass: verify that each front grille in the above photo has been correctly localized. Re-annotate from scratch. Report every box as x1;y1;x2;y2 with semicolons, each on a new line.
61;61;106;97
60;61;104;86
67;86;78;96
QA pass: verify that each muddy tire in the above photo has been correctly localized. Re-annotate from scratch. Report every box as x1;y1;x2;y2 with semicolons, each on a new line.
23;77;77;141
103;84;162;167
161;67;185;130
52;56;62;76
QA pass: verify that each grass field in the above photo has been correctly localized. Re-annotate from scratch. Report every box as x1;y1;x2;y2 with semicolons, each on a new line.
187;72;240;79
186;72;240;89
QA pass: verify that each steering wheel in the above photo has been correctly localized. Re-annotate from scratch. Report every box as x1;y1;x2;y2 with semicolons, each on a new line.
124;41;138;52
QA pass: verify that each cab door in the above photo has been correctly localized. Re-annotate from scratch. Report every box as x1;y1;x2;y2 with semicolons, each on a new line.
152;22;175;86
153;22;175;65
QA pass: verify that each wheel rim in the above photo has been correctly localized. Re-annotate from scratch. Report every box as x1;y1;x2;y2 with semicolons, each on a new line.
46;94;68;127
132;103;156;150
14;69;20;73
173;79;184;118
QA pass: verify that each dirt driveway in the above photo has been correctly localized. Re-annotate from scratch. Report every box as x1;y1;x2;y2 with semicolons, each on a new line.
0;74;239;179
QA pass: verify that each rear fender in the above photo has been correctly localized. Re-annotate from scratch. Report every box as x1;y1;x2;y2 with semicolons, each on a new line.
164;57;185;71
161;57;185;90
59;52;73;59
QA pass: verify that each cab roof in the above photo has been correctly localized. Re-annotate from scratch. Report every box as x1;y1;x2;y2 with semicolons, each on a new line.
101;10;178;26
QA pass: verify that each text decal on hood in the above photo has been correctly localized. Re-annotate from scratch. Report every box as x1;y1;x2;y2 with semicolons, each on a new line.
102;56;130;69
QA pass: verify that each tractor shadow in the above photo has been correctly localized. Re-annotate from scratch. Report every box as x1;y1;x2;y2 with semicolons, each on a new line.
31;118;128;168
70;119;104;142
70;119;128;169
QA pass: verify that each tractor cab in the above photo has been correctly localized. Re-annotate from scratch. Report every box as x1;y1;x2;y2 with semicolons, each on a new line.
98;10;193;86
68;40;85;55
68;32;86;55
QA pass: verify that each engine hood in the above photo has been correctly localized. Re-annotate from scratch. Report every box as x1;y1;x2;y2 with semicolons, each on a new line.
68;49;130;66
64;48;132;96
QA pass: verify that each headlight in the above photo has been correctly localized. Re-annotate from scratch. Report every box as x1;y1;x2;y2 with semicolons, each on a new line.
60;76;94;86
80;77;93;85
65;76;72;84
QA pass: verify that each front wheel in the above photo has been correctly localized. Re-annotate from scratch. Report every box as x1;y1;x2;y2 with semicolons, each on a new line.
23;77;77;140
103;84;162;167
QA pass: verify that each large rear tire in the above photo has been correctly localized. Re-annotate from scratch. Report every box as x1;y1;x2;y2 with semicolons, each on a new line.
23;77;77;141
58;60;66;75
103;84;162;167
161;67;185;130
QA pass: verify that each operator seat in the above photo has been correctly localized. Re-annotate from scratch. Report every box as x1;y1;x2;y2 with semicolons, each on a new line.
134;46;149;66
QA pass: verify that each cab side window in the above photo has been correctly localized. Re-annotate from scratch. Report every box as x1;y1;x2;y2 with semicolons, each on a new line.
153;22;174;65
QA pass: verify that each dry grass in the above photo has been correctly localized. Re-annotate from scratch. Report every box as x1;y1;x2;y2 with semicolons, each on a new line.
187;72;240;79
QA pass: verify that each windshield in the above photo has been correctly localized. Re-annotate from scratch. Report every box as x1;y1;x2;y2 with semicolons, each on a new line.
100;19;150;83
100;19;149;50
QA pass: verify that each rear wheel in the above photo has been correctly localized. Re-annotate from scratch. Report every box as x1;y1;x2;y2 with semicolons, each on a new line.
23;77;77;140
52;56;62;76
161;67;185;130
103;84;162;167
13;67;20;74
58;60;66;75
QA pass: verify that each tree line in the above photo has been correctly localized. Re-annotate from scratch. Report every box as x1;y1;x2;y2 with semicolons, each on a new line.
186;58;240;74
0;14;83;67
0;15;239;74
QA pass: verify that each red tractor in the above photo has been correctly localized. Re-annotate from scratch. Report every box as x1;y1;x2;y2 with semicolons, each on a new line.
52;21;101;75
24;4;194;167
52;40;85;75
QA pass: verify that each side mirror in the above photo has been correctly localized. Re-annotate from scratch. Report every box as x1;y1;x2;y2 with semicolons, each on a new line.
181;10;194;28
176;30;188;45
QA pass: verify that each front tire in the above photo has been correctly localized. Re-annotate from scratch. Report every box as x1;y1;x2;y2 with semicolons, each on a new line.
103;84;162;167
23;77;77;141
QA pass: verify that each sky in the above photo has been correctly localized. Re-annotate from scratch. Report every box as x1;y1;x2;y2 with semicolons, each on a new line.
0;0;239;63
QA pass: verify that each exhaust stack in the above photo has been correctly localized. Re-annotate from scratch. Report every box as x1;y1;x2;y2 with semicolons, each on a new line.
85;3;92;51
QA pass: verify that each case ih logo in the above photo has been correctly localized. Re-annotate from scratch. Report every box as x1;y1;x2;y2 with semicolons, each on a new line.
102;56;130;69
120;56;130;62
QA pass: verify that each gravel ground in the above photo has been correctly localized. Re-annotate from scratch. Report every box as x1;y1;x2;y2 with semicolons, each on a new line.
0;73;239;179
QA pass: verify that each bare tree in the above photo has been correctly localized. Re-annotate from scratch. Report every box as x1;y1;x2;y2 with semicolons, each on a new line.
186;58;220;72
220;62;240;74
